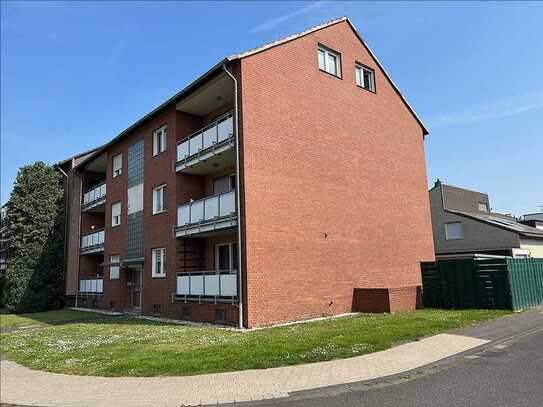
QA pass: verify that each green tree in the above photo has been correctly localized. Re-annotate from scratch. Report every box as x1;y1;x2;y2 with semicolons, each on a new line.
3;161;65;312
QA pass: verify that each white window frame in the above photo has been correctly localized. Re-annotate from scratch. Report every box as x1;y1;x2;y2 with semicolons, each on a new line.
444;222;464;240
112;153;122;177
215;242;237;273
152;247;167;278
110;255;120;280
111;202;121;227
317;45;341;78
355;63;376;92
152;184;167;215
153;125;167;156
478;202;488;212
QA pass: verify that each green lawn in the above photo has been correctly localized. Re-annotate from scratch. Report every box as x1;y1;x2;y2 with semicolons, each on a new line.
0;309;509;377
0;309;103;329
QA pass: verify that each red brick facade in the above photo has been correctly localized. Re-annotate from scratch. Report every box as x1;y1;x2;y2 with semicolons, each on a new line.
63;18;434;327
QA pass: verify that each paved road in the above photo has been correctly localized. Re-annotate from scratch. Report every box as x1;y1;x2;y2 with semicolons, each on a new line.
226;309;543;407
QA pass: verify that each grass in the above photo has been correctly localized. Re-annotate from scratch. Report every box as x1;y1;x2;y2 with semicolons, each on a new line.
0;309;102;329
0;308;509;377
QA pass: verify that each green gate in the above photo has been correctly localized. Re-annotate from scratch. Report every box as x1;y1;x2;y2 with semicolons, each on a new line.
421;258;543;311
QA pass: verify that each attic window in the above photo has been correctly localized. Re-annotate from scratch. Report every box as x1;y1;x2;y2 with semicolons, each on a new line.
318;45;341;78
355;64;376;92
478;202;488;212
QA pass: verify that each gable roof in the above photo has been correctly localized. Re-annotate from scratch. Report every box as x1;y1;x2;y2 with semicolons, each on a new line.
447;209;543;239
230;17;428;136
76;16;428;168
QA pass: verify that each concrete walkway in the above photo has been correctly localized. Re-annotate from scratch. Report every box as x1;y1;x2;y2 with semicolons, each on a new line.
0;333;488;407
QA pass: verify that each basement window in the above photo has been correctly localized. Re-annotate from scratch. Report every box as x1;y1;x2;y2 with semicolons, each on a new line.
318;45;341;78
445;222;464;240
355;64;376;92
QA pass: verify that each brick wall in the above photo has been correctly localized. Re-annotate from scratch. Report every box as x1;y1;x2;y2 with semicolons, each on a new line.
239;20;435;327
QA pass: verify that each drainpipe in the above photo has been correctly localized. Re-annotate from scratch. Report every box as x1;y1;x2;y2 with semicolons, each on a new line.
55;164;70;308
222;63;244;329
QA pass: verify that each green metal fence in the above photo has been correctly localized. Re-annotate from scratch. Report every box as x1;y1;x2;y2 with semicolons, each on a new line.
421;258;543;311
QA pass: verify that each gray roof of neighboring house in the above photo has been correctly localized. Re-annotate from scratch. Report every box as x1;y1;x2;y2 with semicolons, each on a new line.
448;209;543;239
72;16;428;170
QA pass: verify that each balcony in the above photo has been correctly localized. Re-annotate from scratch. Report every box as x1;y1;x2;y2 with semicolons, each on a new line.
175;191;236;238
78;278;103;296
80;230;105;254
175;112;235;174
173;271;237;303
82;182;106;212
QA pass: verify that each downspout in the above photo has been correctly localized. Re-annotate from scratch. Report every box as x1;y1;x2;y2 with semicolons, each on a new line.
222;63;244;329
55;164;70;308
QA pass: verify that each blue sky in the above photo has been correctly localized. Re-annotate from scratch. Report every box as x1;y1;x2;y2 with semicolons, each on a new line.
1;1;542;214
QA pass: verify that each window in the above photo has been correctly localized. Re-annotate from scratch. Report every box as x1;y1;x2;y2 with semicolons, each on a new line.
110;255;120;280
318;45;341;77
152;247;166;277
478;202;488;212
112;154;122;177
216;242;238;272
355;64;376;92
111;202;121;227
153;125;167;156
152;184;167;214
445;222;464;240
213;174;235;195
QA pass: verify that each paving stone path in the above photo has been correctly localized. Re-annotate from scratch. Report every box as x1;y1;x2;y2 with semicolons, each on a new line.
0;333;488;407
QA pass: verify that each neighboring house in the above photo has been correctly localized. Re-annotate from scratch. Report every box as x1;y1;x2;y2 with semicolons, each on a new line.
59;17;435;328
429;180;543;258
0;204;7;276
519;213;543;230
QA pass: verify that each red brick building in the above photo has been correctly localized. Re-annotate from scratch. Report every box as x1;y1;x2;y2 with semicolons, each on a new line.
59;17;435;328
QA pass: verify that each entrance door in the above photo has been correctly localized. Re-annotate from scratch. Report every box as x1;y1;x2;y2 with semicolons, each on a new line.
131;269;141;310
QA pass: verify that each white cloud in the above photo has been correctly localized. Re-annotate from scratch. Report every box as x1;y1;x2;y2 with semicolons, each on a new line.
428;90;543;128
250;1;331;33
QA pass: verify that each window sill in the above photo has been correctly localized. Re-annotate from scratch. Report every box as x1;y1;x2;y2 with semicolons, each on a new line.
356;84;376;94
318;68;342;80
152;274;166;279
152;150;167;158
152;210;167;216
111;224;121;228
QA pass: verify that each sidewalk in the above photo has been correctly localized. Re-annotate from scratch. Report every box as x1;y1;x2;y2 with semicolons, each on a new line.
0;333;487;407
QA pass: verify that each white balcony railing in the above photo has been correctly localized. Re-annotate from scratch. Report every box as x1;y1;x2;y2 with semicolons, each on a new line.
176;271;237;298
176;112;234;162
82;182;106;208
177;191;236;228
80;230;105;252
79;278;103;294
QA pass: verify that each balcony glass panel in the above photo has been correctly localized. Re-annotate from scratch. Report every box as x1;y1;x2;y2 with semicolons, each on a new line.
81;230;105;248
190;201;204;223
219;191;235;217
178;205;190;226
176;272;237;297
176;112;234;163
83;183;106;206
190;275;204;295
204;274;220;296
202;127;216;150
189;133;203;156
217;116;233;142
204;196;219;220
177;141;189;161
